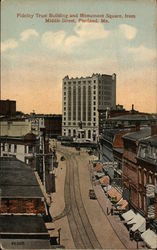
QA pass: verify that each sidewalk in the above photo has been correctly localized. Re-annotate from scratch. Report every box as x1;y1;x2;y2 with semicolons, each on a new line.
89;162;146;249
49;149;75;249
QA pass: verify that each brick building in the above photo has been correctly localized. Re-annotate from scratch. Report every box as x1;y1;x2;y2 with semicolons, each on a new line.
0;157;58;249
0;158;46;214
122;127;152;212
0;99;16;116
136;127;157;229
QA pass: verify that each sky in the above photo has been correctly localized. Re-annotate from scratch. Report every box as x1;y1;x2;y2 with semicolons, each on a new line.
1;0;157;114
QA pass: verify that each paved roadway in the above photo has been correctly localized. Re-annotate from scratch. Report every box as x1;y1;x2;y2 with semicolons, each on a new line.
50;142;125;249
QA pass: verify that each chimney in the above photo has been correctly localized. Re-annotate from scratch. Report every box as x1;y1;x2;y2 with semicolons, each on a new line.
151;124;157;136
132;104;134;111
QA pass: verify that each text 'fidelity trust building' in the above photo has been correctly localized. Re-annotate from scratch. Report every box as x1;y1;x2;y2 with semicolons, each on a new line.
62;73;116;142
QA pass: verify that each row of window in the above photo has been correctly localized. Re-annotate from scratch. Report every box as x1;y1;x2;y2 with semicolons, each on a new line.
63;122;96;126
64;81;97;85
1;143;34;154
138;169;157;186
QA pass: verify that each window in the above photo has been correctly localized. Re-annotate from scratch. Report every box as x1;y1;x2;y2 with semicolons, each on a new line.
93;123;96;126
139;193;142;209
144;171;147;186
64;97;66;101
93;96;96;100
94;118;96;121
93;107;96;111
25;145;27;154
14;144;17;153
8;144;11;152
143;196;146;212
94;80;96;84
149;174;152;184
64;112;66;116
88;130;91;139
93;101;96;105
2;143;5;151
93;112;96;116
93;91;96;95
64;92;66;95
64;117;66;121
28;146;33;153
139;169;142;184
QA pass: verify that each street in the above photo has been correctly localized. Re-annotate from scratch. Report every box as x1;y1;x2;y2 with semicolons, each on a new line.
49;142;125;249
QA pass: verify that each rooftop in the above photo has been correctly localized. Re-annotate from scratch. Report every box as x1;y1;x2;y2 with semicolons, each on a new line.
123;127;151;142
108;114;157;121
140;135;157;147
63;73;115;81
0;215;48;234
0;158;44;198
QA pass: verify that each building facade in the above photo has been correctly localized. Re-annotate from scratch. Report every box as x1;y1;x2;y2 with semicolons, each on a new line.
137;132;157;227
62;73;116;142
122;127;152;212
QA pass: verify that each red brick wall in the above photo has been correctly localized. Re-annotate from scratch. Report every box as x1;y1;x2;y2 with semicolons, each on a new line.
0;198;46;214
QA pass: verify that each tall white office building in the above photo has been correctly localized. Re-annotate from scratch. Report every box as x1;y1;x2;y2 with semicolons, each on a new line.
62;73;116;142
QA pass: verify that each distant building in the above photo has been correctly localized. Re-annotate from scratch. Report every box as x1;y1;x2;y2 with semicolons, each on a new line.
29;114;62;138
62;73;116;142
0;133;39;166
0;99;16;117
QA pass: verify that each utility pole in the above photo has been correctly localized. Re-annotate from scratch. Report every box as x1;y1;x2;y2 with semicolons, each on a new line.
42;135;46;188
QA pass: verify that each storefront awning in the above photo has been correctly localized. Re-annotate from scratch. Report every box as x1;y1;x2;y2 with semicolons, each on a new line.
141;229;157;249
116;198;128;210
121;209;136;222
99;175;110;186
107;187;122;202
129;213;146;232
95;172;105;179
103;185;112;192
94;162;103;172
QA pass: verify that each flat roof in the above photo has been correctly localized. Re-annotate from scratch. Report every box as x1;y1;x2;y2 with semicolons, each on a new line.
0;158;44;198
140;135;157;147
123;127;151;142
108;114;157;121
0;215;48;234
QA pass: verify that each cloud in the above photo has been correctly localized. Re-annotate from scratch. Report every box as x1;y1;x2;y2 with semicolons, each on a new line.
41;31;66;50
41;23;110;52
1;39;18;52
65;23;110;49
119;24;137;40
20;29;39;41
128;44;156;61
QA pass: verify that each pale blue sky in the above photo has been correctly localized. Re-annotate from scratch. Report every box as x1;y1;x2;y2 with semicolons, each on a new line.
1;0;157;113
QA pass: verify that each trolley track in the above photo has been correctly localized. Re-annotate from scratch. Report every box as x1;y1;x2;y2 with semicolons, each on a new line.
58;147;101;249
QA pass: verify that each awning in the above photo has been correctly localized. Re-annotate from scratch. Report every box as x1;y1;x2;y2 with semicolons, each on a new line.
94;162;103;172
107;187;122;202
121;209;136;222
129;213;146;232
103;185;112;192
116;198;128;210
99;176;110;186
95;172;105;179
141;229;157;249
